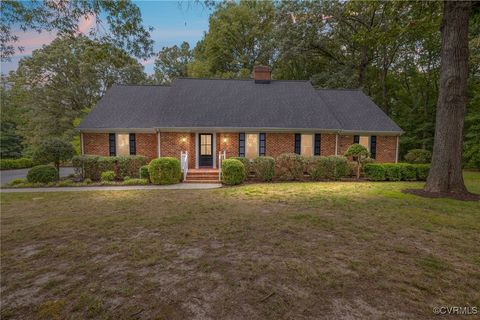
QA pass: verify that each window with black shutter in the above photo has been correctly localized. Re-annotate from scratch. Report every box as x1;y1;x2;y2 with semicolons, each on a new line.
259;133;266;156
354;135;360;144
129;133;136;155
109;133;116;156
370;136;377;159
314;134;321;155
294;134;301;154
239;133;245;157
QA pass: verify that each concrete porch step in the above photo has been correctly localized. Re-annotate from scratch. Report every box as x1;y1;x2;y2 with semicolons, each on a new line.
183;179;220;184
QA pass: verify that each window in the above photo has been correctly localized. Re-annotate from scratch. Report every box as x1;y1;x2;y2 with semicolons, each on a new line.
370;136;377;159
200;134;212;155
246;133;258;159
129;133;136;155
314;134;321;155
301;134;313;156
259;133;266;156
239;133;245;157
109;133;116;156
359;136;370;152
117;134;130;156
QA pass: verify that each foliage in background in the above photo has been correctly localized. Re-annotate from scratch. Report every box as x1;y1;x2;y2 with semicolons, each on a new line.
0;158;33;170
404;149;432;164
154;42;192;85
33;138;75;177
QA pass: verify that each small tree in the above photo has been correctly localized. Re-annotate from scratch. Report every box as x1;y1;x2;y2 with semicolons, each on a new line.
33;138;75;179
345;144;370;179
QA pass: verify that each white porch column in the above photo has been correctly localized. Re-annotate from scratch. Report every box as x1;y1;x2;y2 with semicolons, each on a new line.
395;135;400;163
335;134;339;156
157;131;161;158
195;132;199;169
80;132;84;155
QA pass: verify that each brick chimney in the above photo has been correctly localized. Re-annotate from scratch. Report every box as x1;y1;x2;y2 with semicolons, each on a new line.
253;65;271;84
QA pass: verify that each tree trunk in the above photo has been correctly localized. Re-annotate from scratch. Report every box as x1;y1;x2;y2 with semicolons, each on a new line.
425;1;471;194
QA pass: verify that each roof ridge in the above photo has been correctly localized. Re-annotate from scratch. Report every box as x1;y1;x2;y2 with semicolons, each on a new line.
175;77;309;83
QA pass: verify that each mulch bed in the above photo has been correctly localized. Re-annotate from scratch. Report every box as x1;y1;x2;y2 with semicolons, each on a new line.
402;189;480;201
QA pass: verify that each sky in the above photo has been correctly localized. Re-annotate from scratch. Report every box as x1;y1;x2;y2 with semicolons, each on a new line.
0;1;213;75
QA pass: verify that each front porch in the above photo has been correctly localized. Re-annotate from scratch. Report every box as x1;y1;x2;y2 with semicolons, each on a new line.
183;168;220;183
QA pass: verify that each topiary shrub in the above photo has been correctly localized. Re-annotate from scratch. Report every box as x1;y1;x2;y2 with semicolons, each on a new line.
101;171;115;182
27;165;58;183
230;157;252;177
33;138;75;179
148;157;181;185
221;159;245;185
252;156;275;181
344;144;370;179
364;163;386;181
399;163;417;181
139;165;150;180
383;164;402;181
404;149;431;164
415;164;430;181
309;156;350;180
275;153;305;181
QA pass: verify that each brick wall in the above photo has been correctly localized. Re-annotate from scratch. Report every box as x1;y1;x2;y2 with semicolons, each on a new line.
320;134;336;156
136;133;157;161
376;136;397;163
217;133;239;159
266;133;295;158
338;135;355;155
160;132;195;168
83;133;110;156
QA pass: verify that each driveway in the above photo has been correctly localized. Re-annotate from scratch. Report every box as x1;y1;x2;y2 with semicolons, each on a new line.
0;167;75;185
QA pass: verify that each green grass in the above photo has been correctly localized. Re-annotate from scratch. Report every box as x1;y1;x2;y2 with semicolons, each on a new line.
1;172;479;319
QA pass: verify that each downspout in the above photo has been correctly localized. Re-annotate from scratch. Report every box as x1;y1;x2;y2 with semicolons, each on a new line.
395;136;399;163
157;130;161;158
80;132;84;155
335;133;339;156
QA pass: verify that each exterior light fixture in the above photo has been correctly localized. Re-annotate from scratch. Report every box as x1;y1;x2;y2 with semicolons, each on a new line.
181;137;187;143
223;137;228;143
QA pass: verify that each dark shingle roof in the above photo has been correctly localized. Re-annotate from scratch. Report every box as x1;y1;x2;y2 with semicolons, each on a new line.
78;78;402;134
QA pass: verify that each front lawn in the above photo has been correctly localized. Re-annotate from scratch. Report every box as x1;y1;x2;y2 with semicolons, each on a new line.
1;172;479;319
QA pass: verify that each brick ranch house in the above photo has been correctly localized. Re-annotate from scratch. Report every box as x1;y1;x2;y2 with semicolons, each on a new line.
78;66;402;180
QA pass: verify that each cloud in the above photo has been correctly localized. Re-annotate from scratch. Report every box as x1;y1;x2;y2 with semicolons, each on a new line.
150;28;204;40
77;14;95;34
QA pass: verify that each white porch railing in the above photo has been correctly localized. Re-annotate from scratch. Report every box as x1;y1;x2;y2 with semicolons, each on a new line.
180;151;188;181
218;150;226;180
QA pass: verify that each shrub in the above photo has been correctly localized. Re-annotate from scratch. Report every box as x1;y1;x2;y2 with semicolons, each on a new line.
345;144;370;179
122;178;149;186
8;178;27;186
72;155;147;181
139;165;150;180
0;158;34;170
230;157;251;177
123;176;131;181
221;159;245;185
101;171;115;182
84;178;92;184
148;157;181;185
252;156;275;181
33;138;75;178
383;164;402;181
275;153;305;181
57;180;77;187
309;156;350;180
364;163;386;181
415;164;430;181
404;149;431;164
399;163;417;181
27;165;58;183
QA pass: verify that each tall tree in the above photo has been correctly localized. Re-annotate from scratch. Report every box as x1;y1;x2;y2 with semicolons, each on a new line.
425;1;472;194
10;36;147;148
0;0;154;60
154;42;192;85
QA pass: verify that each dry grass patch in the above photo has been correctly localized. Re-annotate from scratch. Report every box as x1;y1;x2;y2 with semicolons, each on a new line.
1;172;479;319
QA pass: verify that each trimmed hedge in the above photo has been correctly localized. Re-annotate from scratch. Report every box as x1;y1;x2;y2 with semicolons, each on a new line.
221;159;245;185
0;158;34;170
252;156;275;181
309;156;350;181
230;157;251;177
148;157;181;185
101;171;115;182
139;165;150;180
27;165;58;183
275;153;305;181
364;163;431;181
72;155;147;181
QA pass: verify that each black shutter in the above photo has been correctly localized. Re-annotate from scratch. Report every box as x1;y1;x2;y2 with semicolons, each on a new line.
129;133;136;155
353;135;360;144
314;134;321;156
109;133;116;156
294;133;301;154
370;136;377;159
239;133;245;157
259;133;266;156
